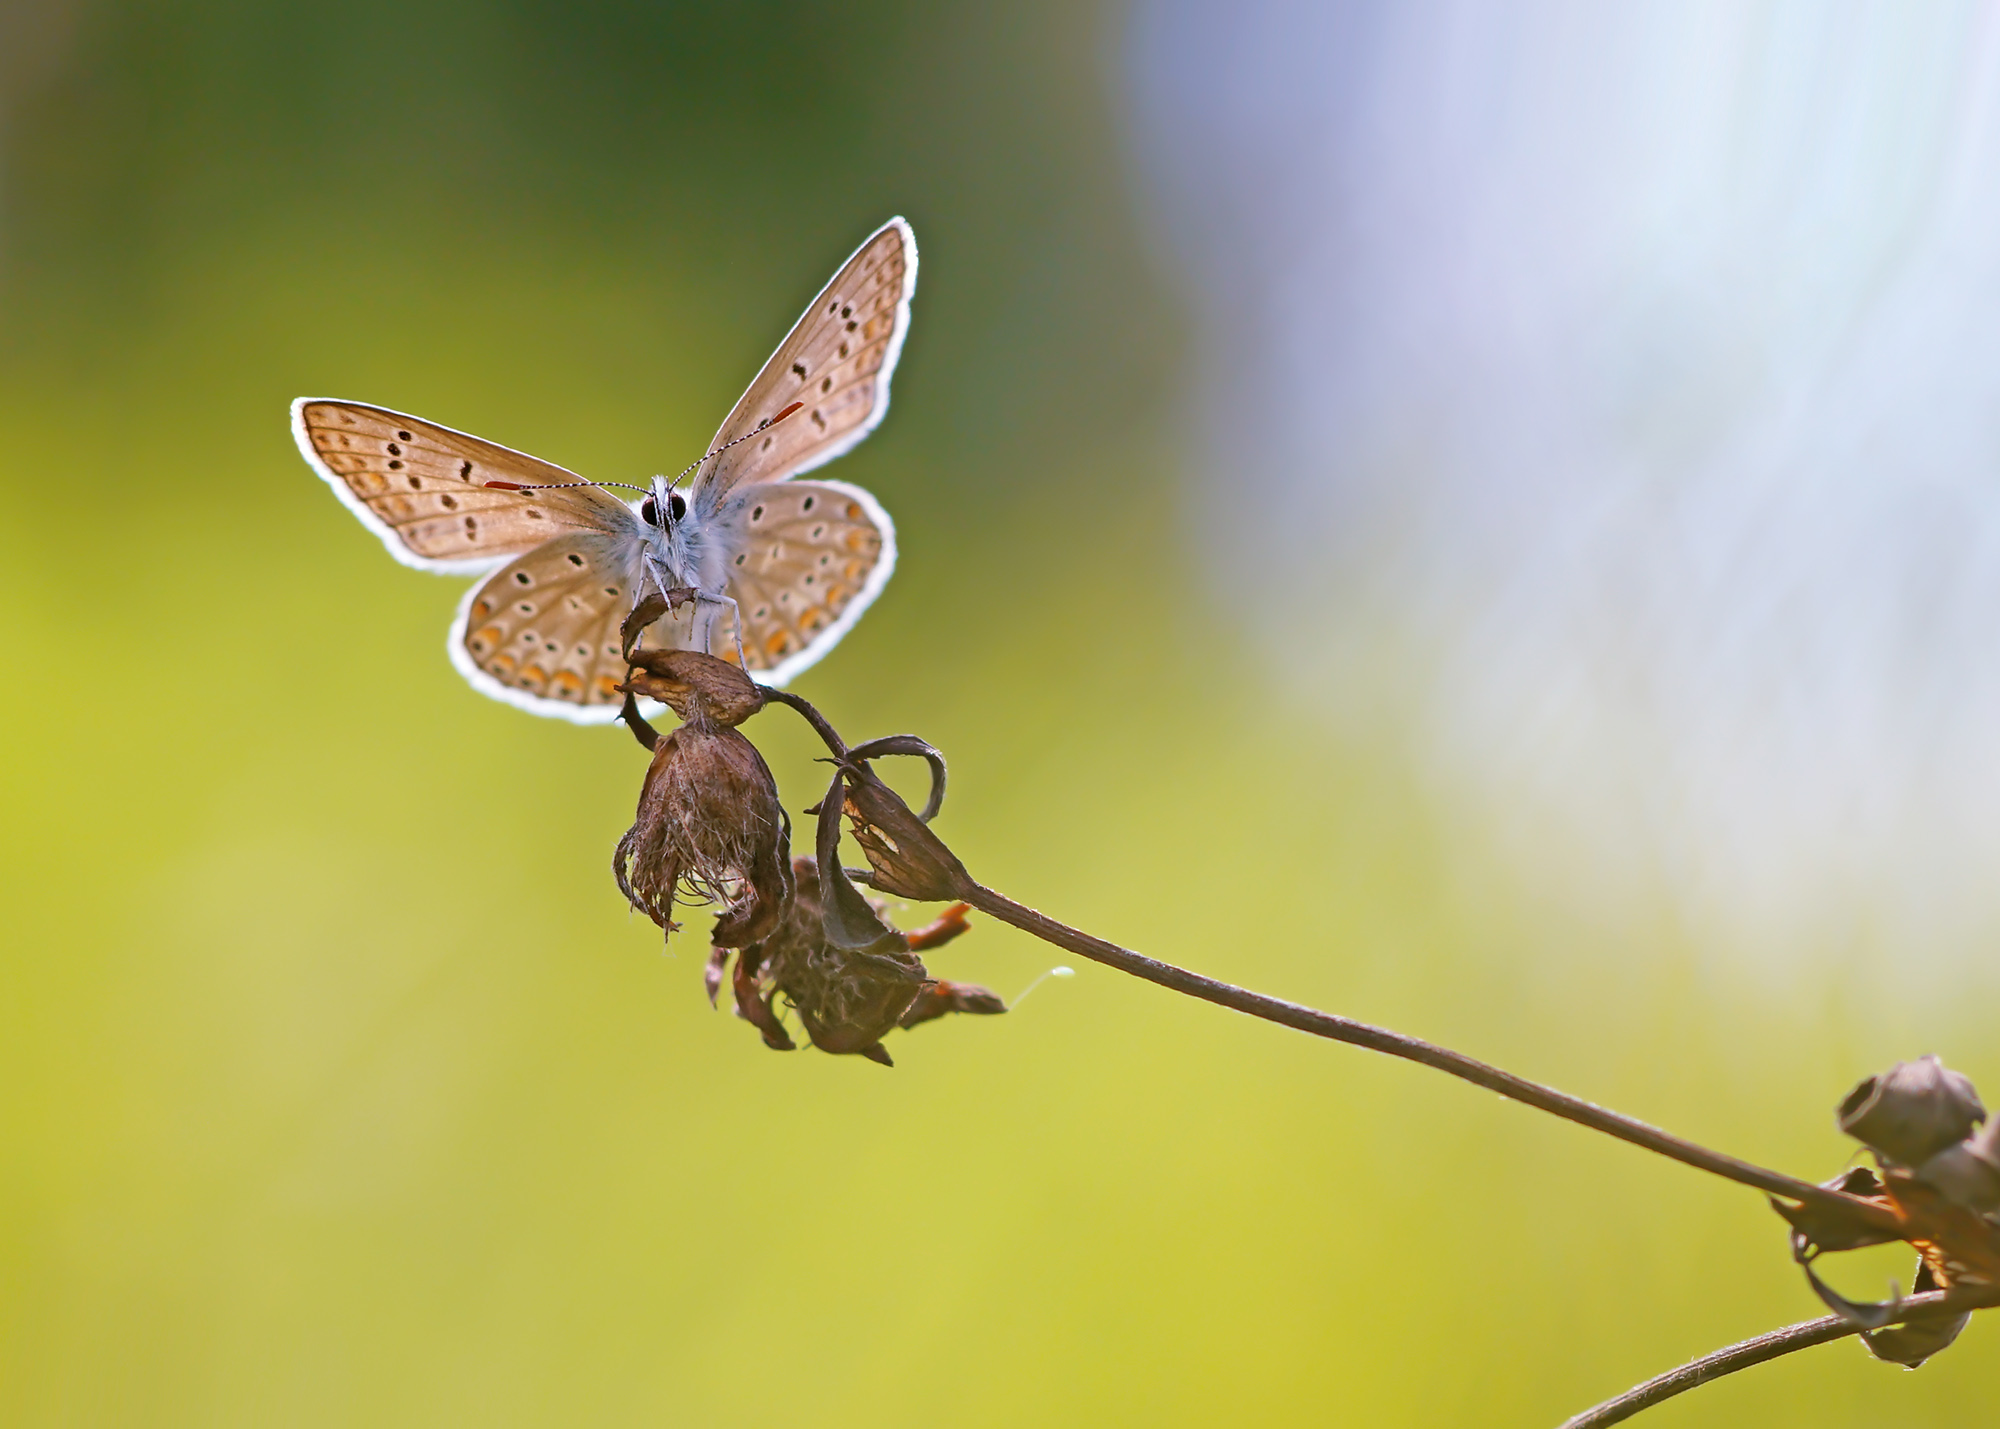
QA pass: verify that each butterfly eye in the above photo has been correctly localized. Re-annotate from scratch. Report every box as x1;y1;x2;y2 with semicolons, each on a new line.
668;492;687;522
640;495;659;527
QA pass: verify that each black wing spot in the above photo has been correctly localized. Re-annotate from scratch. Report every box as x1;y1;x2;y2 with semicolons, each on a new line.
811;409;827;430
734;553;745;566
406;474;421;489
576;645;589;657
753;606;768;619
567;552;585;567
388;460;404;471
844;320;857;332
792;361;807;377
465;516;478;535
603;586;619;597
802;496;816;513
440;493;458;509
828;301;839;315
396;429;413;441
838;342;849;359
760;437;773;451
515;571;532;585
841;304;852;318
386;442;402;456
751;505;765;522
525;508;544;520
804;574;814;585
459;460;473;479
820;377;832;393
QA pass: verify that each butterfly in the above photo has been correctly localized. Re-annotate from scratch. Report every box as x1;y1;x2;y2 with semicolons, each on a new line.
292;217;914;723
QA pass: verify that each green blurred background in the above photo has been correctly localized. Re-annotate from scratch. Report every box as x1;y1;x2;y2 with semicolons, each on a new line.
1;1;1992;1424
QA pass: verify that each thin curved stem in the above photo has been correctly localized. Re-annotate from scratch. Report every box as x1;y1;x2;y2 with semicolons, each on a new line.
1558;1285;2000;1427
959;884;1902;1232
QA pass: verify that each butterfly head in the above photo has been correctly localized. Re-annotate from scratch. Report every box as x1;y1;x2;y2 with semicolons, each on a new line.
639;477;689;530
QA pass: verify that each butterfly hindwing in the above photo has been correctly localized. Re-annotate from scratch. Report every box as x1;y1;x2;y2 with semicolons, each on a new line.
295;399;637;572
451;532;651;722
720;480;896;682
691;219;917;508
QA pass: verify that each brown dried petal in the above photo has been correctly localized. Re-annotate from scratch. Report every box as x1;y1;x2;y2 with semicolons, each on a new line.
899;979;1008;1030
732;947;794;1051
1772;1167;1904;1256
1860;1263;1971;1368
1838;1056;1986;1168
620;647;766;729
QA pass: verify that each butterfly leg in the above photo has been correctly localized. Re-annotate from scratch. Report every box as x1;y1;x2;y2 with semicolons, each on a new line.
693;591;749;669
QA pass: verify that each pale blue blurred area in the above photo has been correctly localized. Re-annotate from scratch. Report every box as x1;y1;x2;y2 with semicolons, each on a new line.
1129;1;2000;977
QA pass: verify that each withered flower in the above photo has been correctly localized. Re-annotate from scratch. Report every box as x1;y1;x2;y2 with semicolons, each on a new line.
712;858;1001;1063
1777;1057;2000;1371
724;856;927;1064
610;647;791;948
1837;1056;1986;1169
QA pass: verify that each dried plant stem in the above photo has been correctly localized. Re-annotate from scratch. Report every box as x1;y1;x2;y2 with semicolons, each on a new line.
1558;1285;2000;1427
958;885;1901;1232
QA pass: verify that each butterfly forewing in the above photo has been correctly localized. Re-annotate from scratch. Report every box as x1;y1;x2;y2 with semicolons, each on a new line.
692;219;916;507
722;480;895;679
296;400;636;571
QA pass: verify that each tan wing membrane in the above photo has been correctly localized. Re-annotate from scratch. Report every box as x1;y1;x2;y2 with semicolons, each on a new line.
722;481;890;673
693;219;915;504
297;400;635;568
454;534;647;711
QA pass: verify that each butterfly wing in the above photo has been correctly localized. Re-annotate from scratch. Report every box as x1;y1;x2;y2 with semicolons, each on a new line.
450;531;666;723
294;399;638;573
689;219;917;511
712;480;896;684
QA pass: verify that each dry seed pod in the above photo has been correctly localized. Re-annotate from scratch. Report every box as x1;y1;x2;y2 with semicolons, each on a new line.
612;722;792;948
620;647;766;729
1838;1056;1986;1168
1916;1115;2000;1216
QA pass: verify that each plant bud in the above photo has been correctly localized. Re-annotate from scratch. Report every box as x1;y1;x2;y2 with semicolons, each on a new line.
836;736;975;902
1837;1056;1986;1168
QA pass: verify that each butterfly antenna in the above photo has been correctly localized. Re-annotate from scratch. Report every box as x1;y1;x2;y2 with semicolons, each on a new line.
668;401;806;488
482;402;804;495
481;477;651;494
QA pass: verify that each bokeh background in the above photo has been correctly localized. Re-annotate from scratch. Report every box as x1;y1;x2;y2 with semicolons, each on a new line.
4;1;1997;1424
